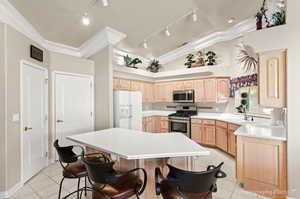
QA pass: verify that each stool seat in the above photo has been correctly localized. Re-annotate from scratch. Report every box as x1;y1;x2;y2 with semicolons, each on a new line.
93;173;142;199
63;161;88;178
160;180;212;199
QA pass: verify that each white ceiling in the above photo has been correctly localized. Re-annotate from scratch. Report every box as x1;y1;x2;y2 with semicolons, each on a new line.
8;0;262;58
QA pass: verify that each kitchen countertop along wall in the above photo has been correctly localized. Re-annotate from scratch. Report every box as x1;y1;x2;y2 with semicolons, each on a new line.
142;111;286;141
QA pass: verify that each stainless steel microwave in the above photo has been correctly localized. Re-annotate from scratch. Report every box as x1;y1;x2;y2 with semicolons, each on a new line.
173;90;194;103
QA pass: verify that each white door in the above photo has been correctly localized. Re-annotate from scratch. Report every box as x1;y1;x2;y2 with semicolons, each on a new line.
55;73;94;147
21;61;48;183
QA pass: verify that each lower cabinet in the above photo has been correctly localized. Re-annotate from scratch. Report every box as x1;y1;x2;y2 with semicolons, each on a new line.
236;136;287;199
216;127;228;151
228;123;239;156
143;116;169;133
202;121;216;146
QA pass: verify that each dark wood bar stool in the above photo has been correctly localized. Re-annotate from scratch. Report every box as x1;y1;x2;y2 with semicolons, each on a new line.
53;140;109;199
82;155;147;199
155;162;226;199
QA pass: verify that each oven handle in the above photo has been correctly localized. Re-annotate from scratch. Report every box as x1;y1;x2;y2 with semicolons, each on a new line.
169;120;190;123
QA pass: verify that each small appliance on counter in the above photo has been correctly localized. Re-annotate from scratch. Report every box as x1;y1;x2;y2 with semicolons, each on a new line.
168;105;197;138
113;91;142;131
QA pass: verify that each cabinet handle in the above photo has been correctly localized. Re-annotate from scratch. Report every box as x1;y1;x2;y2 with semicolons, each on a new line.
56;120;64;123
24;127;33;131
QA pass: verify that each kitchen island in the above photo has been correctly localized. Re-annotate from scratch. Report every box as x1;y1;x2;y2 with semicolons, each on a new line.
67;128;210;198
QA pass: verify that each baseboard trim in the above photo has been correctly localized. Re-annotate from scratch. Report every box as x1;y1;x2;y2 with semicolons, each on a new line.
0;182;23;199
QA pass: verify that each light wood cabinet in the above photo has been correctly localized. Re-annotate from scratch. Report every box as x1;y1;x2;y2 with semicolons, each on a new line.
143;116;169;133
113;78;121;90
202;120;216;146
119;79;131;90
194;79;205;102
236;136;287;199
228;123;239;156
259;50;286;108
141;82;154;103
217;78;230;103
159;117;169;133
182;80;194;90
131;80;142;91
215;121;228;151
143;116;155;132
191;119;203;144
204;79;217;102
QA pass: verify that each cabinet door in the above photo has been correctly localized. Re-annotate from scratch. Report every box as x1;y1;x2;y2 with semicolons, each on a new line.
183;80;194;90
217;78;229;103
173;81;184;91
142;83;154;103
204;79;217;102
228;129;236;156
119;79;131;90
216;127;228;151
236;137;287;199
194;79;205;102
259;50;286;108
191;123;203;143
131;80;142;91
203;125;216;146
113;78;120;90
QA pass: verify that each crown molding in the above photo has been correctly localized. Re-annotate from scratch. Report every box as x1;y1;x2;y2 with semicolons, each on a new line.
158;18;256;64
0;0;127;58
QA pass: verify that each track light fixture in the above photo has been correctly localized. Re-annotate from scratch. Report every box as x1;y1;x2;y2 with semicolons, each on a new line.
102;0;109;7
143;41;148;49
82;13;90;26
192;10;198;22
165;27;171;37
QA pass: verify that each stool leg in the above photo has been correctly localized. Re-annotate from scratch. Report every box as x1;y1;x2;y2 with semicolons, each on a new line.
58;177;65;199
77;178;81;199
84;176;87;196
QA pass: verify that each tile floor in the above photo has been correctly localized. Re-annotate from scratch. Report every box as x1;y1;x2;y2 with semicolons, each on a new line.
9;147;270;199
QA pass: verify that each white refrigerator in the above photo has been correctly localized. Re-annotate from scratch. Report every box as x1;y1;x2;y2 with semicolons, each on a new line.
113;91;142;131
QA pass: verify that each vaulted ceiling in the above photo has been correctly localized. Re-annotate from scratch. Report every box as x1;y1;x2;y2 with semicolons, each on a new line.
9;0;262;58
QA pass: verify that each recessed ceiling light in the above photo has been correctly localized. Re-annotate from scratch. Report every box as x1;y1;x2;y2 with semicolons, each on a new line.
192;11;198;22
143;41;148;49
165;27;171;37
82;13;90;26
227;17;235;24
102;0;109;7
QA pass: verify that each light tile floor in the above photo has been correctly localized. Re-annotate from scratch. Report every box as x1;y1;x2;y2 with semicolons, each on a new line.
9;147;270;199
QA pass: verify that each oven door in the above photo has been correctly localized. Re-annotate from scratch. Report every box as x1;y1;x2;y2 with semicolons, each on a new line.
169;119;190;137
173;90;194;103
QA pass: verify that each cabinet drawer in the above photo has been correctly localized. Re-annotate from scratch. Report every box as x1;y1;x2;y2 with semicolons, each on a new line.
216;121;228;128
228;123;240;131
160;117;168;121
191;119;202;124
203;120;215;125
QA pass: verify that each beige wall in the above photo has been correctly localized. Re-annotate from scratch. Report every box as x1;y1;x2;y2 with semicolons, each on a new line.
0;22;6;192
90;46;113;130
48;52;95;159
4;24;49;190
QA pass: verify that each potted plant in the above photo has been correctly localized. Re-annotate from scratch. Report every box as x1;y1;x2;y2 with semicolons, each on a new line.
270;10;286;27
255;11;263;30
205;51;217;66
184;54;196;68
123;55;142;69
147;59;162;73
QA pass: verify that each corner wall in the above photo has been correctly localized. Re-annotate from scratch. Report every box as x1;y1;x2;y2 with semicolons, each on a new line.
90;46;114;130
0;22;6;193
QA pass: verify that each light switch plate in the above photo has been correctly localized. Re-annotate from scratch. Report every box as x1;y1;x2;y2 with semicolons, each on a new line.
12;113;20;122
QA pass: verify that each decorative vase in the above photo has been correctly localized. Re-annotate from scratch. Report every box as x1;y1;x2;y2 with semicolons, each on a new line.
256;17;262;30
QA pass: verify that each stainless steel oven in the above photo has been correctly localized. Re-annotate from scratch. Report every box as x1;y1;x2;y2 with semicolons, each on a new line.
169;117;191;138
173;90;194;103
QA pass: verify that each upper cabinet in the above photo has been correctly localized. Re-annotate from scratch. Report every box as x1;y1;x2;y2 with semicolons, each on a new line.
113;77;230;104
259;50;287;108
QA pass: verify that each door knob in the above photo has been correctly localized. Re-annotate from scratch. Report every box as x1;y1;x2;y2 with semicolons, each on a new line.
56;120;64;123
24;127;33;131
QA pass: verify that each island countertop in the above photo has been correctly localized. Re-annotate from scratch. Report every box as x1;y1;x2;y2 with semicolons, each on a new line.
67;128;210;160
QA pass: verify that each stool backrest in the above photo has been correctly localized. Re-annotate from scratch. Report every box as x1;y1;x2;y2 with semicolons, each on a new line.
166;162;225;193
82;157;117;184
53;140;78;164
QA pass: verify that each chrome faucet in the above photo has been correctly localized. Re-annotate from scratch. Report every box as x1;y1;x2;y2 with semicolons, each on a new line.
236;105;248;121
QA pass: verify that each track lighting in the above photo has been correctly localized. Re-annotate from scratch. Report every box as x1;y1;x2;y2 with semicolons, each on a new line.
82;13;90;26
143;41;148;49
165;27;171;37
102;0;109;7
192;11;198;22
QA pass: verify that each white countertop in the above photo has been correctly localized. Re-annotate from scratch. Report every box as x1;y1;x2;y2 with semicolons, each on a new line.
143;111;287;141
67;128;210;160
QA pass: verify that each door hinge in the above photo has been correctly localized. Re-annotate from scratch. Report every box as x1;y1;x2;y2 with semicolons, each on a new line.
90;112;93;117
45;78;48;84
45;152;48;157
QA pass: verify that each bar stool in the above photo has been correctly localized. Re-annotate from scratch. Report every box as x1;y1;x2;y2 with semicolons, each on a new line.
155;162;226;199
53;140;109;199
82;155;147;199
